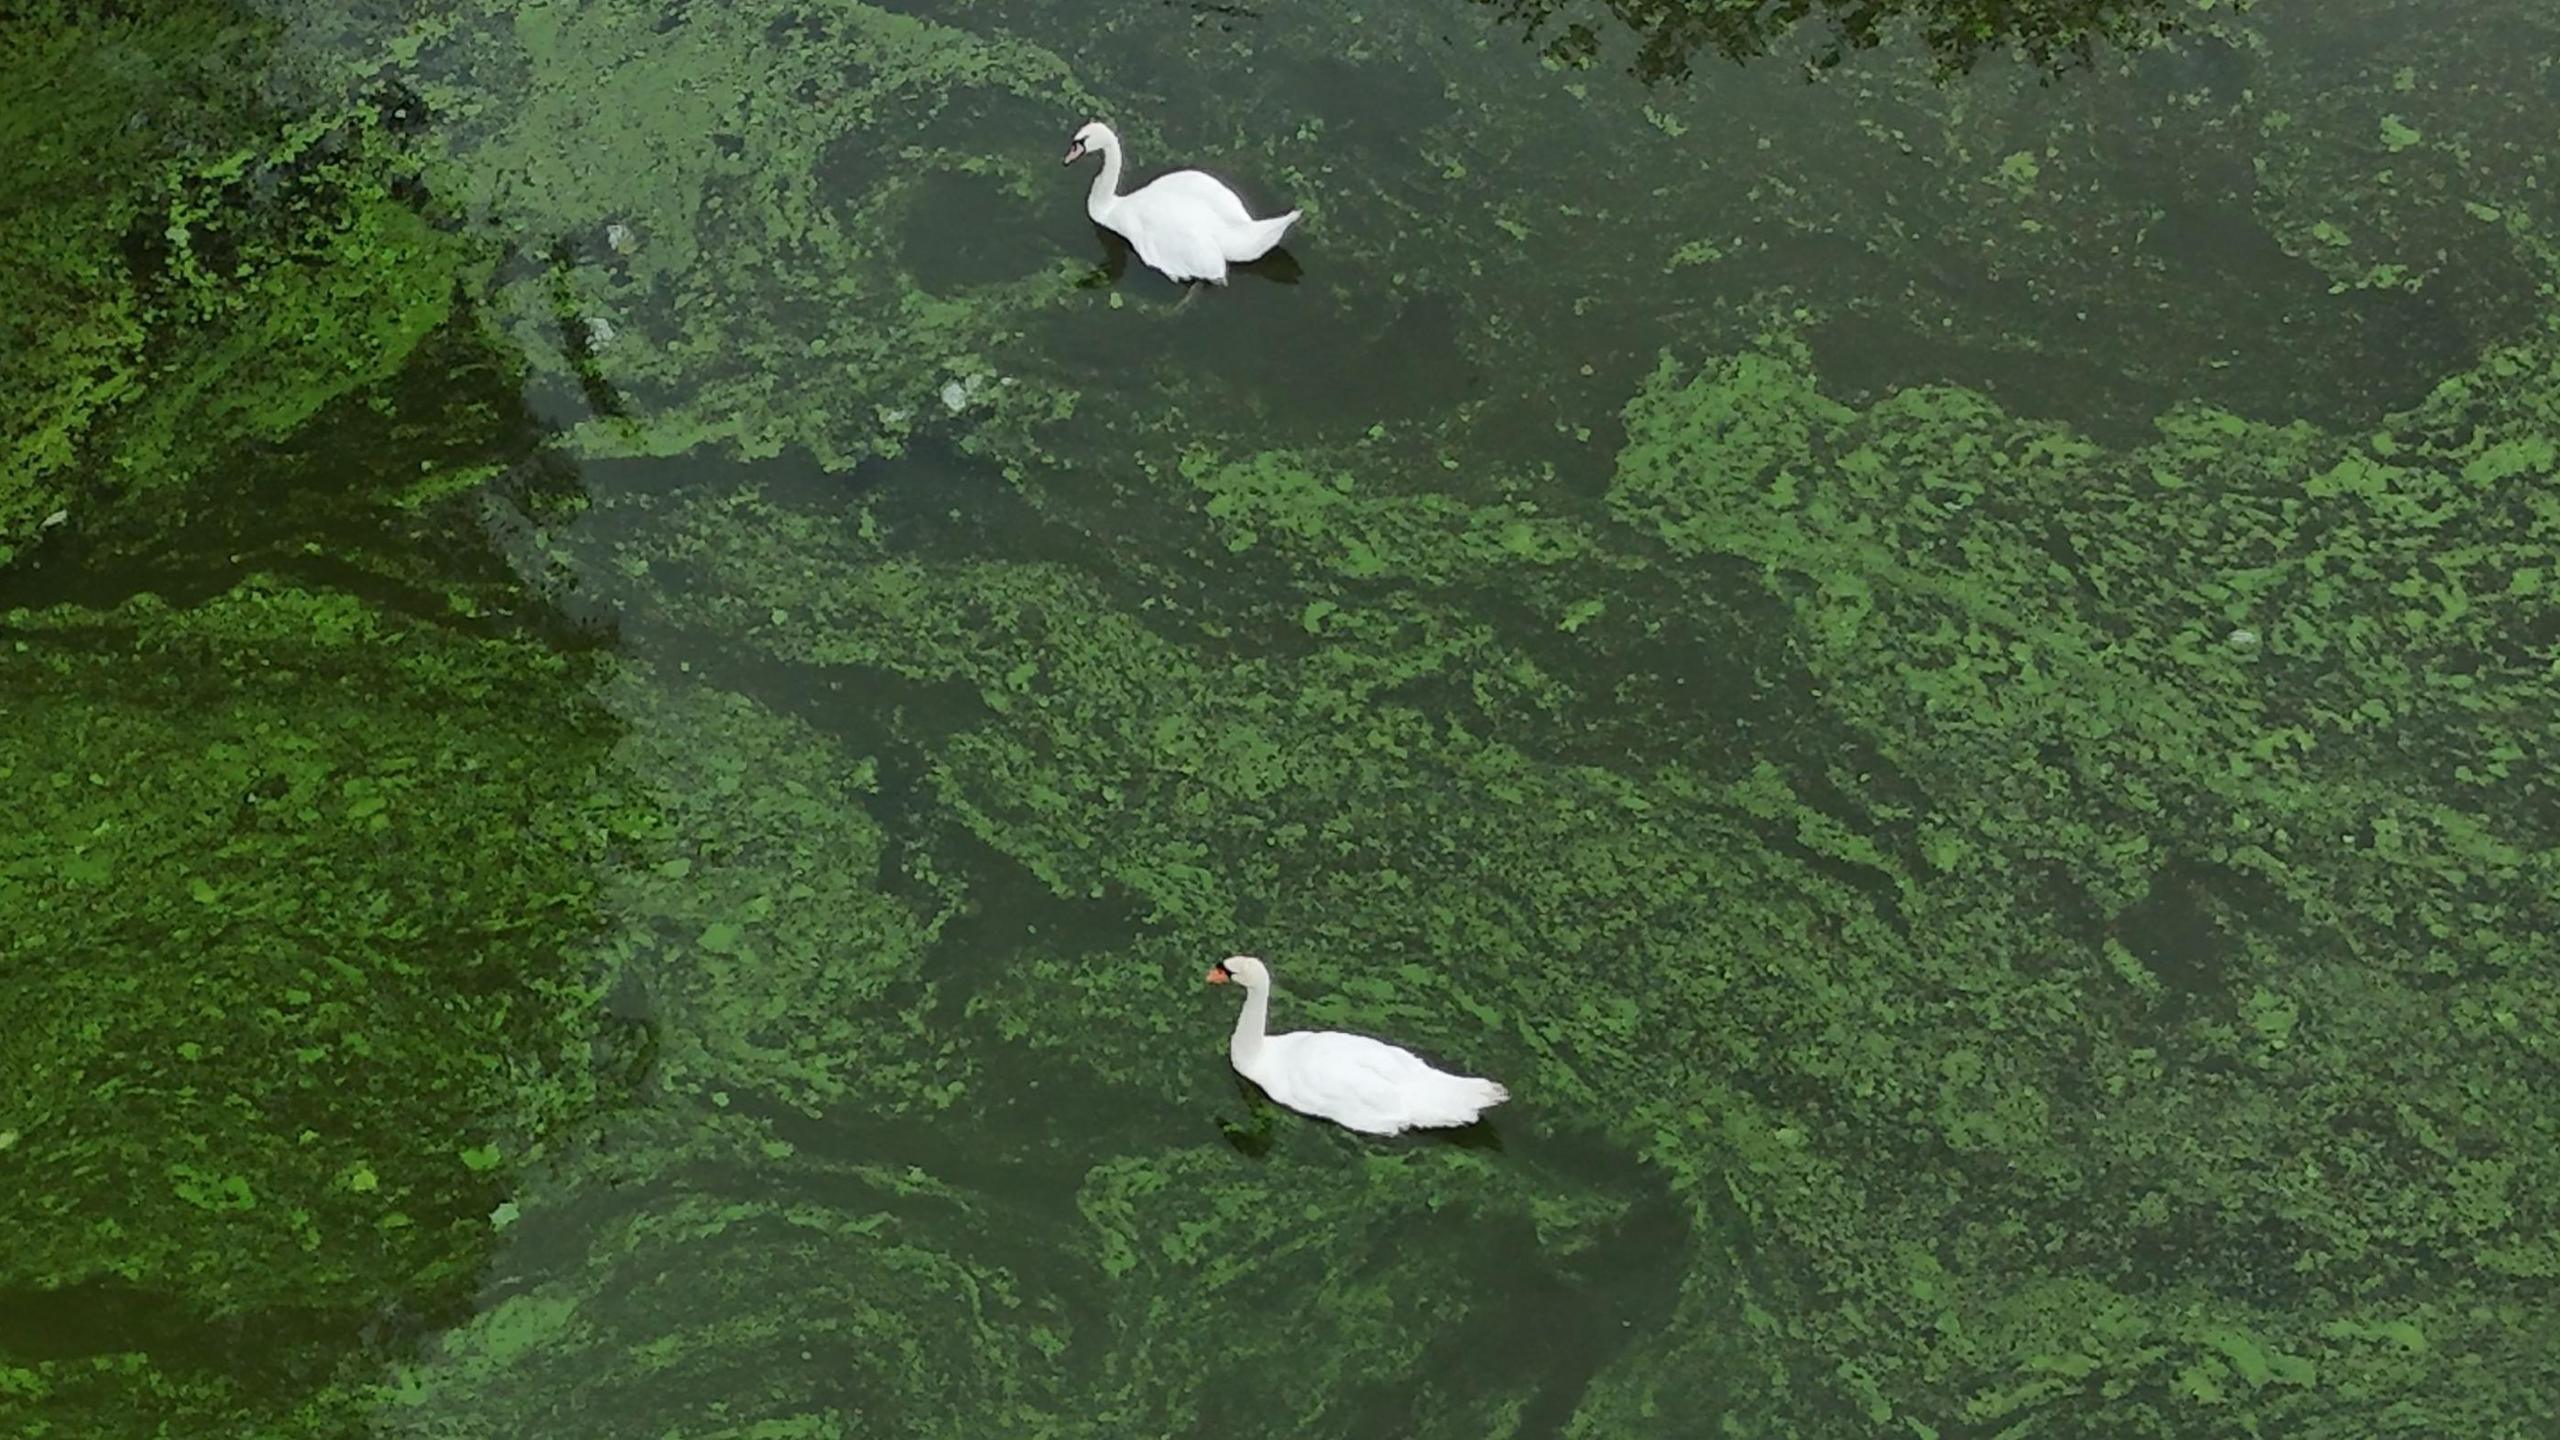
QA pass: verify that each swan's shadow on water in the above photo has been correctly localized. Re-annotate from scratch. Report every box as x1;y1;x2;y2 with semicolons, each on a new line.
1419;1116;1506;1152
1079;225;1304;300
1232;247;1304;285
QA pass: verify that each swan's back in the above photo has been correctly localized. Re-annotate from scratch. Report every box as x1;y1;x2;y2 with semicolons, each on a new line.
1126;168;1257;226
1253;1030;1509;1135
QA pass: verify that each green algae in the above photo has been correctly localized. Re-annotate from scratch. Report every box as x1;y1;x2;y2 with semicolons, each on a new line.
1474;0;2221;82
583;664;962;1118
514;311;2553;1432
0;3;469;569
377;0;1101;471
0;580;630;1436
379;1134;1068;1439
1594;331;2559;1429
863;0;2548;490
1;22;625;1426
381;1106;1682;1439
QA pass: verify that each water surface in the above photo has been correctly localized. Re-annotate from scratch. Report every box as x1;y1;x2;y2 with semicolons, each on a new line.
4;0;2557;1434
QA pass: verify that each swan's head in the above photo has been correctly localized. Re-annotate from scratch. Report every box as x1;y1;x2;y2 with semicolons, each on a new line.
1205;955;1268;988
1062;121;1116;166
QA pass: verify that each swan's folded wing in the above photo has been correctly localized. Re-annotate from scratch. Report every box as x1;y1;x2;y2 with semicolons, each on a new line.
1142;170;1257;226
1126;217;1229;284
1274;1032;1434;1129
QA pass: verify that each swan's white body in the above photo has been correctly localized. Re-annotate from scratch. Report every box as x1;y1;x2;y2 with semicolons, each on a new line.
1207;956;1508;1135
1064;122;1299;285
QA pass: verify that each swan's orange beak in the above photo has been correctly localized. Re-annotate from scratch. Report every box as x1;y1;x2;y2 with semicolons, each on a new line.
1205;965;1230;984
1062;141;1086;165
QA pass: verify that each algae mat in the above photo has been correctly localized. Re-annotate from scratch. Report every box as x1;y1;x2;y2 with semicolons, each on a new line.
3;0;2555;1435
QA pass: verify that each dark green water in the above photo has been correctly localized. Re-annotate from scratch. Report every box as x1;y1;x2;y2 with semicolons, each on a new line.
4;0;2557;1434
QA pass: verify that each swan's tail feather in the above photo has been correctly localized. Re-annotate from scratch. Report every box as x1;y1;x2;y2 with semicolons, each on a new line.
1407;1072;1509;1130
1226;209;1301;263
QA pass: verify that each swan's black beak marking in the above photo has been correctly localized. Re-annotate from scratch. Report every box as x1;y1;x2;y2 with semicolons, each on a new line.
1206;963;1232;984
1062;142;1085;165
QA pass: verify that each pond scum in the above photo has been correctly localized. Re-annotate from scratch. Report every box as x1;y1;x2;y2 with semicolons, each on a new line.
2;0;2553;1435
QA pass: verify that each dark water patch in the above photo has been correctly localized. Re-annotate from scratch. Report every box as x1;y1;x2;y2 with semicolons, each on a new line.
1030;263;1480;443
1259;51;1459;158
740;1093;1110;1237
900;169;1058;292
1801;157;2479;445
1805;309;2147;445
0;307;587;631
568;439;1338;678
575;537;1162;1016
0;1280;357;1380
2132;24;2255;102
1331;1189;1693;1439
2123;152;2477;433
1215;1094;1284;1158
813;80;1056;215
2116;1196;2341;1311
905;830;1156;1011
2107;857;2247;1017
1160;0;1267;33
851;440;1347;670
1491;557;1812;779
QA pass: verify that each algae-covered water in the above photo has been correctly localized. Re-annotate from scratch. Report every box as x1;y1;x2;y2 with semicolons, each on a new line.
5;0;2557;1434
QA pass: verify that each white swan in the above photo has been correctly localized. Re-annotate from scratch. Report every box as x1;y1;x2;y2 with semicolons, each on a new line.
1205;955;1509;1135
1063;122;1300;285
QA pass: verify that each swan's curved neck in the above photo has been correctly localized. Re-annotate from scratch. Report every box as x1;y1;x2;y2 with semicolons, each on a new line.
1228;980;1269;1069
1085;139;1124;223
